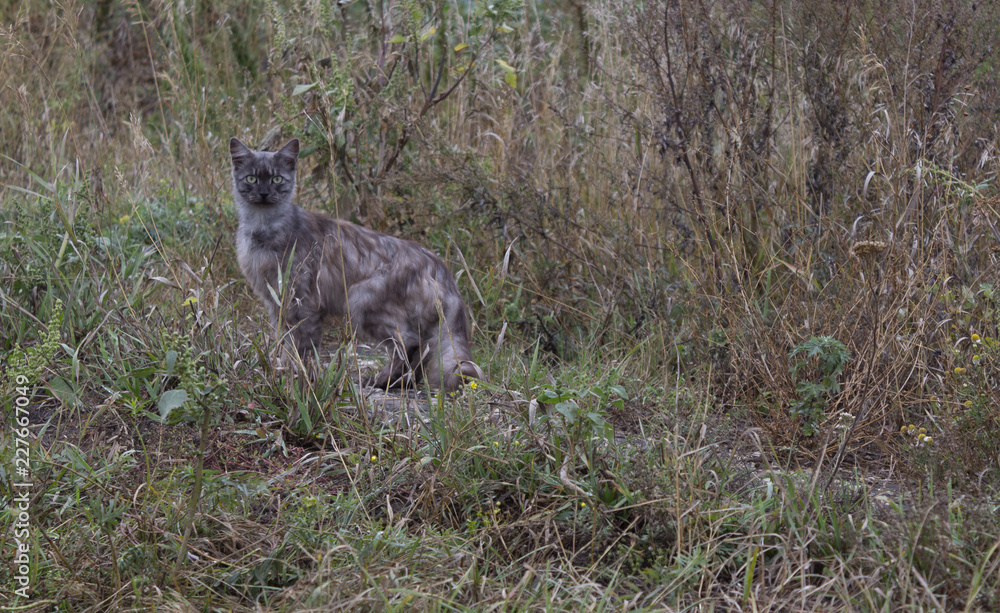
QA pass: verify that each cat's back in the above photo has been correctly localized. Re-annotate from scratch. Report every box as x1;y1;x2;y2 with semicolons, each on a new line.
313;214;452;280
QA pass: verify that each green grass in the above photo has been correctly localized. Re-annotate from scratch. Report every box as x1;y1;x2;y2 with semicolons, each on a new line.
2;0;1000;610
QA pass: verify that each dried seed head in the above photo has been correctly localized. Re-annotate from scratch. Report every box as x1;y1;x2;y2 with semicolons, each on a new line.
851;240;888;259
972;209;987;228
977;194;1000;211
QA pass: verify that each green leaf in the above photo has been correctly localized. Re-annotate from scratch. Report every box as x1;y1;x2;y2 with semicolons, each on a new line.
1;154;55;192
266;282;281;307
119;366;158;383
495;59;515;72
454;42;469;52
554;400;578;424
388;34;406;44
292;82;319;96
504;71;517;89
537;388;573;404
48;376;80;407
158;389;189;420
165;350;177;376
2;184;52;202
609;385;628;399
419;26;436;42
496;24;514;33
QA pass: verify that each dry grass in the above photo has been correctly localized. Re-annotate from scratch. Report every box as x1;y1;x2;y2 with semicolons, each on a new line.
1;0;999;610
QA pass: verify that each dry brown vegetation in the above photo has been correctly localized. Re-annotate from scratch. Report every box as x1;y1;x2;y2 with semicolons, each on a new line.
2;0;999;610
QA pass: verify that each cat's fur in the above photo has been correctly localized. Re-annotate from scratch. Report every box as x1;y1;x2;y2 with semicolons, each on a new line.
230;137;480;390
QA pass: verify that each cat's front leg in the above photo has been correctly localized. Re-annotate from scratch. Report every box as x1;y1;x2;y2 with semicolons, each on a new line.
367;340;421;389
290;313;325;361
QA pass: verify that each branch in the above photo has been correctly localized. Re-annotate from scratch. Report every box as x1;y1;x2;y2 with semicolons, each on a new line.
380;29;498;179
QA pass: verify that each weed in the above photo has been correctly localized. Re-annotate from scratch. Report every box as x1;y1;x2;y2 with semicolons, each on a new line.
3;298;63;391
788;335;851;436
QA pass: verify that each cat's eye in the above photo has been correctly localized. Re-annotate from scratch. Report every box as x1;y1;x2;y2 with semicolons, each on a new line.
272;176;283;184
245;175;257;184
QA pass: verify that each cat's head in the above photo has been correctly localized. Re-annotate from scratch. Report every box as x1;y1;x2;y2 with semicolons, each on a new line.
229;137;299;207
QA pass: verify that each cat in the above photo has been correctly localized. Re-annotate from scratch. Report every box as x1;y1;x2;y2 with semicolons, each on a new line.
230;137;481;390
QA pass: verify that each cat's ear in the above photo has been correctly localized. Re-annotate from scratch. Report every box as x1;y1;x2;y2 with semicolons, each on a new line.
276;138;299;161
230;138;253;164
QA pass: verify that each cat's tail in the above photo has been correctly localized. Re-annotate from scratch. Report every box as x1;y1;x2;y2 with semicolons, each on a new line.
457;360;484;386
437;362;482;391
433;349;483;390
427;321;482;390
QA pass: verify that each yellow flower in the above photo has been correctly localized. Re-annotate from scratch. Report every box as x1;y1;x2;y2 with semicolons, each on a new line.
118;214;130;225
954;367;966;375
493;441;499;447
972;334;981;343
964;400;973;408
371;455;377;462
907;424;915;432
973;354;981;363
924;437;933;445
182;296;198;307
899;425;908;433
918;427;926;435
917;433;926;441
469;381;478;390
580;502;587;508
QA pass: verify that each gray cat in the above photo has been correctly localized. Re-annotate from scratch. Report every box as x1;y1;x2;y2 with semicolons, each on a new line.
230;137;481;390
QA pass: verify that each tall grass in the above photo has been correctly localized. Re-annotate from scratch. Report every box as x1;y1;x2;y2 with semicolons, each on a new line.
1;0;999;610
